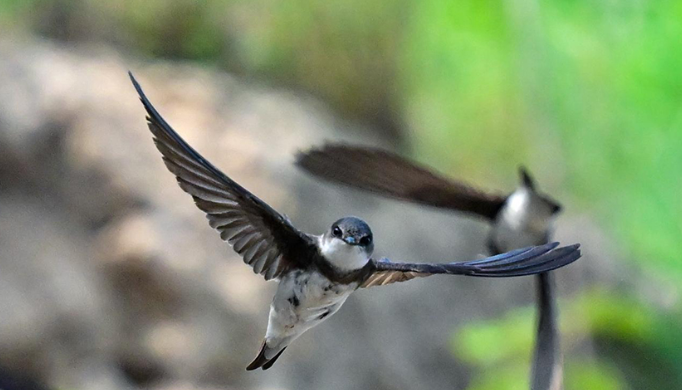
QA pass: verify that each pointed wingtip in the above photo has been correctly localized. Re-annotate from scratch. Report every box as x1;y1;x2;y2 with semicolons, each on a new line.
128;70;138;89
519;166;536;189
469;241;582;277
294;144;335;174
293;148;309;166
127;71;164;127
295;144;328;162
127;71;145;100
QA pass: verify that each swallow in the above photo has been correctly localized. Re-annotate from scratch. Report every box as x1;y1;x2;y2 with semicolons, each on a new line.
295;145;565;388
129;73;581;371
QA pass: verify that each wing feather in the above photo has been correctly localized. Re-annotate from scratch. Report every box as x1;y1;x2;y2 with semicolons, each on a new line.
130;72;316;281
360;242;581;288
296;144;507;220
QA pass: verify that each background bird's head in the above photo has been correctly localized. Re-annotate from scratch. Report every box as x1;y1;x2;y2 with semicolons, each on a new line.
503;167;563;235
518;167;562;214
320;216;374;271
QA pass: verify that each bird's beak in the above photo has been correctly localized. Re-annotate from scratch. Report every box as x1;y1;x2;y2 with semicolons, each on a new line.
552;203;562;214
343;237;358;245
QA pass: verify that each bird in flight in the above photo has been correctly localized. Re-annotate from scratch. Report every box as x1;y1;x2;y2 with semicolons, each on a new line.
129;72;581;371
296;145;566;389
295;145;561;253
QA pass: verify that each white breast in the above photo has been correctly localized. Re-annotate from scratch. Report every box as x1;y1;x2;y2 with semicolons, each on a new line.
318;236;370;271
491;187;556;252
504;188;531;230
266;270;356;342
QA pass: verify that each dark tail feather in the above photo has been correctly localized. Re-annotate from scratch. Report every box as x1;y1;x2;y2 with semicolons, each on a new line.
262;347;287;370
246;341;287;371
246;341;269;371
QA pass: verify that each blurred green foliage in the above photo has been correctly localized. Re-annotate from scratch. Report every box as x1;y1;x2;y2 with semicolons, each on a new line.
2;0;681;388
465;360;626;390
456;289;661;367
454;288;682;389
402;0;682;285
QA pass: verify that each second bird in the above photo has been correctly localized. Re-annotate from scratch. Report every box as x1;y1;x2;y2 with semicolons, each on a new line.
297;145;566;389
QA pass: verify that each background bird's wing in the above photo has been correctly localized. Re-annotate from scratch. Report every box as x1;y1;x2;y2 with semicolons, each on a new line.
360;242;581;288
296;144;507;220
130;72;316;281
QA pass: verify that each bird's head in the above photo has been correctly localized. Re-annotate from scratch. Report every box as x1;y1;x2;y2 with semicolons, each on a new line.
502;167;563;239
518;167;562;216
320;216;374;271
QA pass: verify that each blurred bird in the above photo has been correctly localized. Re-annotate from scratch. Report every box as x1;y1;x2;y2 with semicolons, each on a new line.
296;145;564;389
129;72;581;371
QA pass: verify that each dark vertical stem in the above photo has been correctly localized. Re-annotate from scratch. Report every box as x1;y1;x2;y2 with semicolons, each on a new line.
530;272;563;390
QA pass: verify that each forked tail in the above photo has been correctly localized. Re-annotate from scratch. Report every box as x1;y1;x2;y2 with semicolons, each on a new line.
246;340;287;371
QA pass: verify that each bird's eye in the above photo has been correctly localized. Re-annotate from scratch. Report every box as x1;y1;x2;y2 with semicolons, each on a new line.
360;236;372;246
332;226;342;237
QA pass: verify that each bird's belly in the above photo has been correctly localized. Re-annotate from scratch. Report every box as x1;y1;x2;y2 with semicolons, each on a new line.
266;270;355;339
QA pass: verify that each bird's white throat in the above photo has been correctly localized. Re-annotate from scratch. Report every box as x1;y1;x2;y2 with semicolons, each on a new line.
319;236;370;271
502;188;556;231
491;187;557;251
503;187;532;230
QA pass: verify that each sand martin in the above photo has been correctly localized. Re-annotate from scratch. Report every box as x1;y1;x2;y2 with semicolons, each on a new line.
296;145;566;388
129;73;581;371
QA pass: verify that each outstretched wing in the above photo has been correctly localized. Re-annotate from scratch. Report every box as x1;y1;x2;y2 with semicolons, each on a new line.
296;144;506;220
361;242;580;288
130;72;317;281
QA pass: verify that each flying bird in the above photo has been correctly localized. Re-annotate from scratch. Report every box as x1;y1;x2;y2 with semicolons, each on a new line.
129;73;581;371
296;145;565;389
